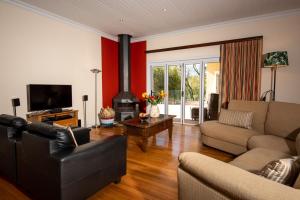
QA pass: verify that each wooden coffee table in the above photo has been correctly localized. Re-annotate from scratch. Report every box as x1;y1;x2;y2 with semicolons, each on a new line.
122;114;175;152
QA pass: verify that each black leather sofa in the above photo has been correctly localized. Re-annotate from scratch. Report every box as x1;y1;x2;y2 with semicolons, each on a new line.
0;114;27;183
0;114;127;200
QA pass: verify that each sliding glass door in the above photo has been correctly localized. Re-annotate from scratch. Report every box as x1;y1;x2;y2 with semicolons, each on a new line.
183;63;202;124
151;65;165;114
150;58;219;124
168;64;182;122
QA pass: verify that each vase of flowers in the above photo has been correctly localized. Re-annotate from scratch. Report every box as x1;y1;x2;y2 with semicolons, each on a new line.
142;91;166;118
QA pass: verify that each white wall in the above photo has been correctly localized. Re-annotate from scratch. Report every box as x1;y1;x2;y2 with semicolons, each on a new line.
143;11;300;104
0;1;106;126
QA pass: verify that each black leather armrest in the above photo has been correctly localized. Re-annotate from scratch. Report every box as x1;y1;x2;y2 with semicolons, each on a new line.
51;135;127;186
72;127;90;145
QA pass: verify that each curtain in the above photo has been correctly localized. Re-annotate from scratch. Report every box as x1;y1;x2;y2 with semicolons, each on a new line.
220;38;263;107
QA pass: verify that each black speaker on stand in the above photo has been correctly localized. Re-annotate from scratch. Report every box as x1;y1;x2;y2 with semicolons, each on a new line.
11;98;20;116
82;95;88;128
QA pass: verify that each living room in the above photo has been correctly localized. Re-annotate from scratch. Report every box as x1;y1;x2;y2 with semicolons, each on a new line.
1;0;300;200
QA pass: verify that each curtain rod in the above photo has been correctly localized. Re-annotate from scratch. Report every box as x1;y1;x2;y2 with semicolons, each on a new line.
146;36;263;54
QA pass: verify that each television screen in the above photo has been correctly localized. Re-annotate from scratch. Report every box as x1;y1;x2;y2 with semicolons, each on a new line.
27;84;72;112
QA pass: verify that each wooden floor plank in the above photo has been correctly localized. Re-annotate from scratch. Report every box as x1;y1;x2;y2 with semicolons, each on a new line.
0;124;233;200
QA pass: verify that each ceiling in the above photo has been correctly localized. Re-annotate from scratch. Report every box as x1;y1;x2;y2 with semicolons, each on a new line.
17;0;300;37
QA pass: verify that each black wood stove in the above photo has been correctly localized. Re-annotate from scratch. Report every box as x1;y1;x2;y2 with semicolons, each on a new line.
113;34;139;121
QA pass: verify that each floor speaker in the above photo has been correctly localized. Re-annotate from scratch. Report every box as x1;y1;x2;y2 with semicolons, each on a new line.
11;98;20;116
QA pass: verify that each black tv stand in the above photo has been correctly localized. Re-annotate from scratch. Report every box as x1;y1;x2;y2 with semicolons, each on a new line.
49;108;63;114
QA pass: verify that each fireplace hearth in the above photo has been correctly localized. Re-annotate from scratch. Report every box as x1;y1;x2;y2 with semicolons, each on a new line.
113;34;139;121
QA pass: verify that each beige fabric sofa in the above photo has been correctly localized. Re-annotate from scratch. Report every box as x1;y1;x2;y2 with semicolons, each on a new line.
200;100;300;155
178;146;300;200
178;101;300;200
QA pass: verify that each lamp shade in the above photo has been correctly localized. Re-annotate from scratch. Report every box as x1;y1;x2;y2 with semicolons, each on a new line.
263;51;289;68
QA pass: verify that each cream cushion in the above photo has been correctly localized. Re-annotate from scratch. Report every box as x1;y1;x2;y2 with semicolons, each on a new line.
200;120;260;147
265;102;300;139
219;109;254;129
230;148;291;172
248;135;297;155
228;100;269;133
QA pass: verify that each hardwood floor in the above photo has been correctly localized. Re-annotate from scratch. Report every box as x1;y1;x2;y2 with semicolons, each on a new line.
0;124;233;200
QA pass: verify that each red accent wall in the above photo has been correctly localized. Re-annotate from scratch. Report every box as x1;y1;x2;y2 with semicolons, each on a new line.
101;38;146;109
130;41;147;99
101;37;118;107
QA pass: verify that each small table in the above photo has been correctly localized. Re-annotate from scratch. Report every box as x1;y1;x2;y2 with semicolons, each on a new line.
122;114;175;152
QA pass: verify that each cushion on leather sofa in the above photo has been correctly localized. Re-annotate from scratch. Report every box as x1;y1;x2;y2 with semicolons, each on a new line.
0;114;27;130
228;100;269;133
248;135;296;155
200;120;260;147
27;122;76;151
265;102;300;139
230;148;292;172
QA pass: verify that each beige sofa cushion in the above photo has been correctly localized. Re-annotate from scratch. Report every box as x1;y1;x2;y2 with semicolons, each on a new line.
265;102;300;139
230;148;292;171
248;135;297;155
202;135;247;155
219;109;254;129
228;100;269;133
200;120;260;147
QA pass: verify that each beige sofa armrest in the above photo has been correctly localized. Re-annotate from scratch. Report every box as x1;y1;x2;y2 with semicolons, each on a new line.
179;152;300;200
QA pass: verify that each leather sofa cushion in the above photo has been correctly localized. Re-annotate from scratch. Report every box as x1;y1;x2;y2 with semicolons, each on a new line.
265;102;300;139
0;114;27;130
248;135;296;155
228;100;269;133
27;123;76;151
230;148;292;172
200;120;260;147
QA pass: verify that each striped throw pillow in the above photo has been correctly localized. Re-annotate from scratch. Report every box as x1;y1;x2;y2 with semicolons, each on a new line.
258;157;300;186
218;109;254;129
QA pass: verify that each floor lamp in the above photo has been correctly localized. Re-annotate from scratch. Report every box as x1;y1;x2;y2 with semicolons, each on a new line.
263;51;288;101
91;68;101;128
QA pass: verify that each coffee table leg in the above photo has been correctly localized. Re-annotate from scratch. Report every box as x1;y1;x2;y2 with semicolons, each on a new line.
141;136;148;152
168;125;173;140
140;129;148;152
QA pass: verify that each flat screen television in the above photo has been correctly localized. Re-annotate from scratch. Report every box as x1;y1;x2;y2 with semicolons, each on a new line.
27;84;72;112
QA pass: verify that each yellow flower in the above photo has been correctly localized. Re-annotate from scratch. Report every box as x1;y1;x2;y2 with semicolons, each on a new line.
142;92;148;99
159;90;166;97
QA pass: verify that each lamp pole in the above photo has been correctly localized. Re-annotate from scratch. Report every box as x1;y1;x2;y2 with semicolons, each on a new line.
91;68;101;128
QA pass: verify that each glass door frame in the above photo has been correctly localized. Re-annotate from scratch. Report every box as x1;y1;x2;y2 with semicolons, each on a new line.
182;62;204;125
148;57;219;125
